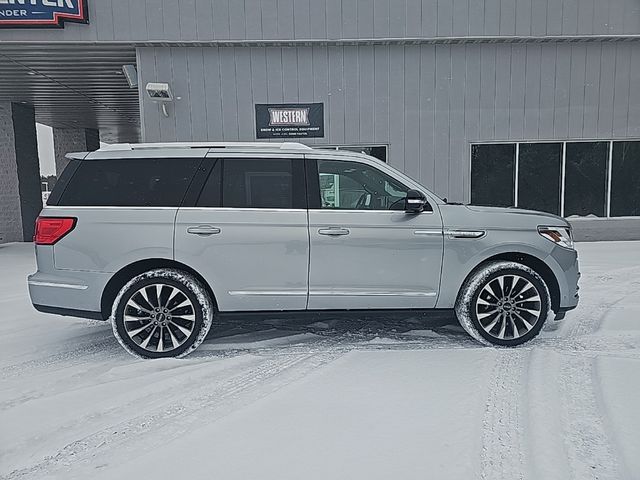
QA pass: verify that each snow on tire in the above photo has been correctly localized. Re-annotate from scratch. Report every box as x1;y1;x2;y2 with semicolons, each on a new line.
455;261;551;347
111;269;214;359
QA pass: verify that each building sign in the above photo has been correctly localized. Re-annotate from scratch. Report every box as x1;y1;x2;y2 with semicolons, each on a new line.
0;0;88;28
255;103;324;139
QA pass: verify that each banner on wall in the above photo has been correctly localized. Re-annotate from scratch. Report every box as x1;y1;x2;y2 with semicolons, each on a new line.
0;0;89;28
255;103;324;139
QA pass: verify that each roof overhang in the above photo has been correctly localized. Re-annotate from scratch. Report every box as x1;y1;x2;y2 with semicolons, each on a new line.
0;43;140;143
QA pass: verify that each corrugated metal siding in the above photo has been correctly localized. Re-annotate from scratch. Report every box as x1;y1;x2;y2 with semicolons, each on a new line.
138;41;640;201
1;0;640;43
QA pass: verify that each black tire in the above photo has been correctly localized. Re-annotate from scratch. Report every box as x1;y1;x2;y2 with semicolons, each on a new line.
455;261;551;347
111;268;214;359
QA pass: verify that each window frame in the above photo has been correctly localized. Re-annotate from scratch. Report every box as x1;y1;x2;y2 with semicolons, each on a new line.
469;139;640;218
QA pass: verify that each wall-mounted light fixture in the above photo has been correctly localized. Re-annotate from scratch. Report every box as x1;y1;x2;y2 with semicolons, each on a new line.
145;82;173;118
122;65;138;88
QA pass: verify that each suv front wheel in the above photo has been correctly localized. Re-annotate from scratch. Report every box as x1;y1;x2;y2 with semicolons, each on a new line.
455;261;551;347
111;269;214;358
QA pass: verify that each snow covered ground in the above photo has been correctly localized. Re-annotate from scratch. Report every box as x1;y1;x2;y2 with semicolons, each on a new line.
1;241;639;480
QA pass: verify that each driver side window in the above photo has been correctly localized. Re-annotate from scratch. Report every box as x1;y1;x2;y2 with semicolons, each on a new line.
317;160;409;210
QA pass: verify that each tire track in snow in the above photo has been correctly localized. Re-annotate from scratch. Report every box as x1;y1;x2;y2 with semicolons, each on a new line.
558;355;622;480
3;339;346;480
480;349;529;480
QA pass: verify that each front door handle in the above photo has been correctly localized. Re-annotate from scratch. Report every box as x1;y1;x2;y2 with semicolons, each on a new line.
187;225;221;236
318;227;350;236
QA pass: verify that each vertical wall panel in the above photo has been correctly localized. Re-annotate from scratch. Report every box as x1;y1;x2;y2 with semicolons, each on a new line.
357;0;375;37
500;0;517;35
546;0;562;35
553;44;571;138
296;48;315;103
494;45;512;138
309;0;327;39
194;0;214;39
449;47;466;201
530;0;547;35
343;0;359;38
358;47;376;143
161;0;180;41
404;46;421;179
582;44;601;138
463;44;481;200
153;49;177;141
576;0;595;35
612;43;632;138
451;0;469;36
479;45;497;141
373;46;391;144
628;46;640;137
261;0;279;39
422;0;438;36
567;44;587;138
436;0;453;36
203;49;224;140
597;42;616;138
373;0;390;36
433;46;450;196
265;47;284;102
293;0;311;38
277;0;295;38
389;45;406;171
171;48;193;141
484;0;501;36
186;48;207;140
244;0;263;40
212;0;231;39
406;0;422;37
515;0;532;35
390;0;408;37
343;47;360;142
509;45;526;139
235;48;254;141
537;44;557;139
219;48;240;140
328;46;346;144
523;45;542;139
561;0;579;34
419;45;436;189
326;0;342;39
179;0;198;40
281;48;300;100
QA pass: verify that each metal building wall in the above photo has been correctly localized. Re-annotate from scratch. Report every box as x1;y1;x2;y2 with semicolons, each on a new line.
137;41;640;201
1;0;640;43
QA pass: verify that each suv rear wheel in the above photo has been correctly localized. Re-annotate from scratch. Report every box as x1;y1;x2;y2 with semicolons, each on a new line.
455;261;551;347
111;269;214;358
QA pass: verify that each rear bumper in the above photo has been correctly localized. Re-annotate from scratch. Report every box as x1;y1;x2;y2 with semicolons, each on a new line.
28;269;111;317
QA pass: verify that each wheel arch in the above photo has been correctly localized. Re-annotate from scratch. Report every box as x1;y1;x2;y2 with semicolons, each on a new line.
461;252;561;313
101;258;218;319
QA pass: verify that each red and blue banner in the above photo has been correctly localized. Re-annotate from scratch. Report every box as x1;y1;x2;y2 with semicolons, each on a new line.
0;0;88;28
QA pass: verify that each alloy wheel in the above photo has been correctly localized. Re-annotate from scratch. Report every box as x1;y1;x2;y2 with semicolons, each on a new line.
475;274;542;340
123;283;196;353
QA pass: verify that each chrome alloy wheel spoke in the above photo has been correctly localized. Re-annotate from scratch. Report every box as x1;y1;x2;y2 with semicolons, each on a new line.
124;283;196;353
476;274;542;340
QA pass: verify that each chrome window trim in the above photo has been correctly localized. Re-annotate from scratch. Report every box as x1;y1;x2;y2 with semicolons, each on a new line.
309;291;437;297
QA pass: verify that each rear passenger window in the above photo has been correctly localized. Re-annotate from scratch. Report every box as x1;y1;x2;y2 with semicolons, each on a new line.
57;158;200;207
197;159;305;209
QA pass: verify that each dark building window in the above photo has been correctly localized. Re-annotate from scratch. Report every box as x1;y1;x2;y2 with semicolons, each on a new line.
564;142;609;217
470;140;640;218
611;142;640;217
471;144;516;207
517;143;562;215
57;158;200;207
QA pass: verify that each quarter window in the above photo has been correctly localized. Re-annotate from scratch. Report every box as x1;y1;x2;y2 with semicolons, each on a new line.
57;158;200;207
316;160;410;210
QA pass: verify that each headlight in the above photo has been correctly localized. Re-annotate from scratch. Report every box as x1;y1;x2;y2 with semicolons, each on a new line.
538;226;574;250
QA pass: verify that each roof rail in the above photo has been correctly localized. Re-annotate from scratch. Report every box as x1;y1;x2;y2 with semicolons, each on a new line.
98;142;313;152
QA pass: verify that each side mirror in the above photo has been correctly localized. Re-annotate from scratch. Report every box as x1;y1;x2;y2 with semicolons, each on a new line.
405;189;428;213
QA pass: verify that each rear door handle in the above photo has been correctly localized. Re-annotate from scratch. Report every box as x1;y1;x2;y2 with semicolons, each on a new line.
187;225;221;236
318;227;350;236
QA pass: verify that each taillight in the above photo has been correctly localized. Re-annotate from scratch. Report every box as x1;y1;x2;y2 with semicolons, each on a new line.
34;217;77;245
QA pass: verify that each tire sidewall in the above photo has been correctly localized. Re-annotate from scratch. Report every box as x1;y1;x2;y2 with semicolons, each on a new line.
112;271;210;359
462;263;551;347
